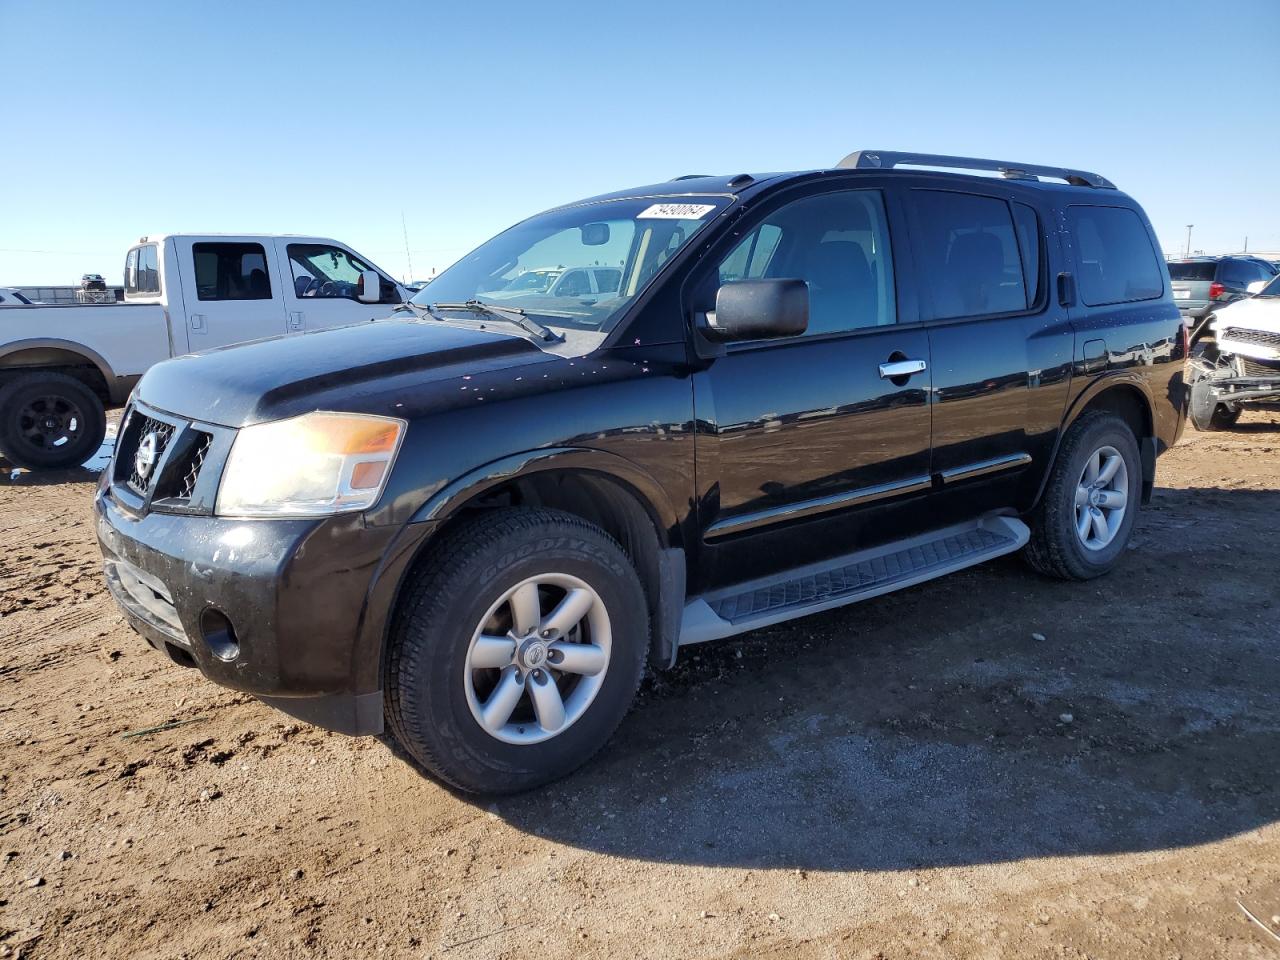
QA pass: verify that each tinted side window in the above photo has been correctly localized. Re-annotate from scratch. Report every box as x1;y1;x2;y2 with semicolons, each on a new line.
715;190;895;335
910;190;1028;320
1067;206;1164;306
193;242;272;301
1221;260;1264;286
593;268;621;293
556;269;592;297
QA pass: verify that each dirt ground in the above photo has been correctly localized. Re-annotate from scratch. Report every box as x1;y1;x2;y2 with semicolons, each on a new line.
2;409;1279;960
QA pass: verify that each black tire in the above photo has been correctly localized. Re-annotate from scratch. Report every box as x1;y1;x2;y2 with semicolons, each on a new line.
385;508;649;794
0;372;107;470
1188;341;1241;432
1023;411;1142;581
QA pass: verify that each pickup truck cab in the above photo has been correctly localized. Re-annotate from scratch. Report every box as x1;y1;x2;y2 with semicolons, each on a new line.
96;152;1187;794
0;234;407;469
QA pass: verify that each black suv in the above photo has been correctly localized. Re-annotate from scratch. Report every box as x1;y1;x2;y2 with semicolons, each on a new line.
97;151;1188;793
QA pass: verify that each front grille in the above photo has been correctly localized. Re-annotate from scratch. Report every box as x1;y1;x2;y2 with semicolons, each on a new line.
175;432;213;499
112;404;220;511
126;416;176;495
1240;356;1280;379
1222;327;1280;351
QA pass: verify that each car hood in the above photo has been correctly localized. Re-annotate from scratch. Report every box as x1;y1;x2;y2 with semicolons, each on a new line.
137;317;556;427
1210;296;1280;334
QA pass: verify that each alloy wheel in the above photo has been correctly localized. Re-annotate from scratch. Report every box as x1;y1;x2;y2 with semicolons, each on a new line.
463;573;612;745
1073;444;1128;551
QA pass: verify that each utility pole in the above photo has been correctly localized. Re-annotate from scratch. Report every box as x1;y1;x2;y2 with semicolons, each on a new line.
1185;225;1193;258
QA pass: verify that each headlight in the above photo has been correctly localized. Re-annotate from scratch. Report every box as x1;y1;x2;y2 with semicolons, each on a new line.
215;412;405;517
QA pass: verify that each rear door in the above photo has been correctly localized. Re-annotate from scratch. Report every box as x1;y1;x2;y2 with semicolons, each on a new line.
171;238;288;350
904;185;1073;518
274;240;401;333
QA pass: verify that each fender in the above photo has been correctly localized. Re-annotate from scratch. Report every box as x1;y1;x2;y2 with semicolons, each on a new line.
349;447;687;694
0;337;118;382
409;445;683;541
1032;369;1159;509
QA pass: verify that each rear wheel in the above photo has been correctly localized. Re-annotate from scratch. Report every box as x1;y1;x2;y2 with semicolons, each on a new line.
0;372;106;470
1024;411;1142;581
385;508;649;794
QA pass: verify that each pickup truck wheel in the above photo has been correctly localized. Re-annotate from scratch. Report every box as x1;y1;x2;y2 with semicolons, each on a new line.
385;508;648;794
0;372;106;470
1023;411;1141;581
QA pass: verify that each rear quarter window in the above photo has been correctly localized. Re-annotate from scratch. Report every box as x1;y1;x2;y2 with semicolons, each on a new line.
1068;205;1164;306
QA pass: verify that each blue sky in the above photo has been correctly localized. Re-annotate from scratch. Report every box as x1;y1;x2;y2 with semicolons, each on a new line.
2;0;1278;285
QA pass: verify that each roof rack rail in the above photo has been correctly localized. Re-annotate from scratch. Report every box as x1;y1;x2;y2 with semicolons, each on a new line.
837;150;1116;189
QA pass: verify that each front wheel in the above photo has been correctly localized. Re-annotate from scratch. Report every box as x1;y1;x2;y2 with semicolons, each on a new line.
1188;341;1242;432
0;372;107;470
1023;411;1142;581
385;508;649;794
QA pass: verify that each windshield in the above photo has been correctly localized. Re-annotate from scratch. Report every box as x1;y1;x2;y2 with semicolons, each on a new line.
411;197;727;332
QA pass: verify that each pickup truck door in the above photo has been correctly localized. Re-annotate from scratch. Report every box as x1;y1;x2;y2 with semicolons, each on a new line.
171;238;289;350
903;186;1073;520
691;183;933;591
273;240;401;333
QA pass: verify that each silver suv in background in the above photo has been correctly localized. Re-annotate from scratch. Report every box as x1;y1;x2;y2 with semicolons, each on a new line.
1169;255;1278;331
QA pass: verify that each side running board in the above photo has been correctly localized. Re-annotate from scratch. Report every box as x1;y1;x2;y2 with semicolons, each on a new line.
679;515;1029;645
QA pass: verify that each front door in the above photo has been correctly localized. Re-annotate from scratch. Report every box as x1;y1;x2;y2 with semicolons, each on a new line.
171;238;287;350
692;185;933;590
274;240;400;333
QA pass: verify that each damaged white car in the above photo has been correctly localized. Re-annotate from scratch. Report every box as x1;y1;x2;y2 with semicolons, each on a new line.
1188;273;1280;430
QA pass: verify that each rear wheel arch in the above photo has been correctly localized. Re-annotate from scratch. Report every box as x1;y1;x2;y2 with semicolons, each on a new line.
1044;379;1156;507
0;344;113;404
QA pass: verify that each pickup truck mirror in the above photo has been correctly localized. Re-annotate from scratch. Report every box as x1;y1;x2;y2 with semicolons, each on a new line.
1247;279;1268;295
703;279;809;343
357;270;383;303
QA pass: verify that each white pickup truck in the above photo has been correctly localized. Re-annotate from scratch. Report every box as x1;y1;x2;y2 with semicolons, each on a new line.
0;234;408;469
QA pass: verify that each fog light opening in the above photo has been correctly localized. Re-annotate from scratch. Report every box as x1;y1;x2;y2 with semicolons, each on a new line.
200;608;240;662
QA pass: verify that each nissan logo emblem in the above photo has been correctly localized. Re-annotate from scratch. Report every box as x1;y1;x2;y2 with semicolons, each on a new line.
135;431;159;480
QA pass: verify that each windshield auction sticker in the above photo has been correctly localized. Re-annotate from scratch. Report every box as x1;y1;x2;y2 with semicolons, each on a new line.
636;203;717;220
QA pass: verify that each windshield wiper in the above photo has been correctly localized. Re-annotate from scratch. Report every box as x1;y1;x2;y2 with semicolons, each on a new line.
393;300;439;318
429;300;563;343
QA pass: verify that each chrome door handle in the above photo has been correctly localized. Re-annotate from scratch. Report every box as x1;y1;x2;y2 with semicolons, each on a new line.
878;358;927;379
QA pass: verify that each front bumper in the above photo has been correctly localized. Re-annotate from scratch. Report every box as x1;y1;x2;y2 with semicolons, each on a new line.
95;488;413;734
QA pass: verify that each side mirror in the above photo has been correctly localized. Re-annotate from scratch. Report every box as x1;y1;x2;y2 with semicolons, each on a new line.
703;279;808;342
1247;279;1268;295
357;269;382;303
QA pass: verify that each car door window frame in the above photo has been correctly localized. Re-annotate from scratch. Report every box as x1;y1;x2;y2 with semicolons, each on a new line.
684;178;918;352
903;186;1050;326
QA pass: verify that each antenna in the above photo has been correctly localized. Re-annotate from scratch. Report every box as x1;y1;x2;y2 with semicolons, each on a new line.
401;212;415;284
